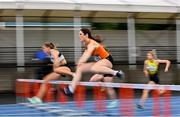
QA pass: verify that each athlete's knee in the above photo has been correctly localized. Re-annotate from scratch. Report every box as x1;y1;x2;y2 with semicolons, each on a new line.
103;77;113;82
89;77;100;82
149;81;155;84
89;78;95;82
53;68;58;73
43;77;51;83
53;68;63;74
76;66;84;73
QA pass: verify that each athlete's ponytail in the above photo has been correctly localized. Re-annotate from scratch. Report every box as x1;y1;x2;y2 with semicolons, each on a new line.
152;49;157;59
80;28;103;43
44;42;56;49
94;34;104;43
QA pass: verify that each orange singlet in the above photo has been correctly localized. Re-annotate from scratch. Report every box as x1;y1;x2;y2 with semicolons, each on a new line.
90;40;110;59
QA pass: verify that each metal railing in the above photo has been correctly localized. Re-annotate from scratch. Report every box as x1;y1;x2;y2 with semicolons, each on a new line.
0;46;177;67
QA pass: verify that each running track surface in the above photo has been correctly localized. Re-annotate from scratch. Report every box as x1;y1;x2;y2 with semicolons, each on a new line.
0;96;179;116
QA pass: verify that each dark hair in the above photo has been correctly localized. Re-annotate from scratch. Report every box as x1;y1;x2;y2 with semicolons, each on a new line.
80;28;103;43
94;34;104;43
44;42;56;49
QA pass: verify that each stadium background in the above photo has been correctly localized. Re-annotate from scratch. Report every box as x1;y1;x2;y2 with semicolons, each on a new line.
0;0;180;104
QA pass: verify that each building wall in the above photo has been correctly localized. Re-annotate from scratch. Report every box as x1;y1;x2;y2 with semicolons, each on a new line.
0;29;176;63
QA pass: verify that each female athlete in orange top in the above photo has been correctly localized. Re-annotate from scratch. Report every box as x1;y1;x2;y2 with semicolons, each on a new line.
89;36;119;108
63;28;124;96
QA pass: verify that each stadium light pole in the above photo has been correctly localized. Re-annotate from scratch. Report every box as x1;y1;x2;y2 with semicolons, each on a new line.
16;9;25;72
127;13;137;69
176;19;180;68
73;10;82;65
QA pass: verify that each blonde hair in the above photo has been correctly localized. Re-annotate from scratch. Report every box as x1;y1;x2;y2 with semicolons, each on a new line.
152;49;157;59
148;49;157;59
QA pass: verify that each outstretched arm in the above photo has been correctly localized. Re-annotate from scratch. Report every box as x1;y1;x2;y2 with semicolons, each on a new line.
156;59;171;72
77;43;96;65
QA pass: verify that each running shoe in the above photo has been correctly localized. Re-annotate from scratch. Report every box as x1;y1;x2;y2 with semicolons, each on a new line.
27;97;43;104
116;70;125;79
136;104;144;109
107;100;119;108
61;86;73;96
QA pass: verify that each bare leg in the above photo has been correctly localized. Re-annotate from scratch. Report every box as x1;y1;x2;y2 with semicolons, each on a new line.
90;74;117;100
36;72;60;99
89;74;104;82
90;59;124;78
71;59;117;91
91;59;115;75
103;77;117;100
159;89;166;95
54;66;74;77
67;59;121;95
71;62;95;90
139;81;155;107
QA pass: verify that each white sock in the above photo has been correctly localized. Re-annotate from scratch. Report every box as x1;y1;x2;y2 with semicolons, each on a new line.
68;85;74;93
113;70;118;76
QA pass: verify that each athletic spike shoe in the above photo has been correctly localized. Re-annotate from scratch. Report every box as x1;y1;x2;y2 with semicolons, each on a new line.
136;104;144;109
61;86;73;96
116;70;125;79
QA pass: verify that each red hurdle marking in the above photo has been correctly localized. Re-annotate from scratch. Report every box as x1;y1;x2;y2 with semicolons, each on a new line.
74;85;86;108
163;90;172;116
94;85;107;112
23;81;31;98
16;81;22;97
58;83;68;104
119;87;134;116
44;83;54;102
152;89;161;116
